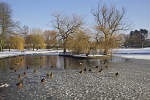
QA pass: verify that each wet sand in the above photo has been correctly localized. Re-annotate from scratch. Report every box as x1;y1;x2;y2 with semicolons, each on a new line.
0;58;150;100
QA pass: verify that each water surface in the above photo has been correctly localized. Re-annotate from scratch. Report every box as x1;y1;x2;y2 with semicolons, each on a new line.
0;54;149;100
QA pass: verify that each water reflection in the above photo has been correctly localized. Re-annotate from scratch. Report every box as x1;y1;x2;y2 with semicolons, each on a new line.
0;55;129;73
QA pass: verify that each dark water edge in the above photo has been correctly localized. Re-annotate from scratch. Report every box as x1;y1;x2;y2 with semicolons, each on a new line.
0;55;150;100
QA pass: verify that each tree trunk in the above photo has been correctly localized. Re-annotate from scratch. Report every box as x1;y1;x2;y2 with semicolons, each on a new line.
63;43;66;53
9;46;11;51
0;45;2;51
63;40;67;53
104;35;108;55
33;45;34;51
2;45;4;52
104;49;108;55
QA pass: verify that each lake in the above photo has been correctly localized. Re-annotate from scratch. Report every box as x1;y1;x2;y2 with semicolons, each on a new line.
0;54;149;100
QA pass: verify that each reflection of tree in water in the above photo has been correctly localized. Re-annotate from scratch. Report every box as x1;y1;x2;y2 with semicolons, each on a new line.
25;56;46;68
5;56;26;70
0;56;129;72
0;60;5;73
86;59;91;68
45;56;57;68
64;58;67;69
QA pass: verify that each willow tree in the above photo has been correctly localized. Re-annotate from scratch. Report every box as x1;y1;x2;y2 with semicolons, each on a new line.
92;3;132;55
7;33;24;51
29;28;45;51
50;11;85;53
67;29;91;54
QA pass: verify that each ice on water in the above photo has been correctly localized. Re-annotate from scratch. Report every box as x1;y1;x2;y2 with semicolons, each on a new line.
0;58;150;100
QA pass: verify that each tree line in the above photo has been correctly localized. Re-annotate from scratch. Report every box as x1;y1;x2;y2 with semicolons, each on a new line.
123;29;149;48
1;1;148;55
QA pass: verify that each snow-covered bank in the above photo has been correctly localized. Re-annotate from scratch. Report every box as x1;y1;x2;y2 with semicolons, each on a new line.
1;48;150;60
0;49;63;58
112;48;150;60
112;48;150;54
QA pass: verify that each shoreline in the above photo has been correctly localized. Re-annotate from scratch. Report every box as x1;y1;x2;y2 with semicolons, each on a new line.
1;48;150;60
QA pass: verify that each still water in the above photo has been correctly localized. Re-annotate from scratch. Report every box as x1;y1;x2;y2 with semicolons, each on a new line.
1;54;143;100
0;54;128;72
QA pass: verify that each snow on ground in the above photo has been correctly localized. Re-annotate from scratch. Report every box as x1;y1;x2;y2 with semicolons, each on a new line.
112;48;150;60
0;48;150;60
113;47;150;54
0;49;63;58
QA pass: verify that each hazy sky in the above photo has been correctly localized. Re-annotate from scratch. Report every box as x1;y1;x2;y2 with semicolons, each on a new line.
1;0;150;34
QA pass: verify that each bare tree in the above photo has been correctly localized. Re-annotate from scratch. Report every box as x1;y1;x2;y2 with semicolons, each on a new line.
92;3;132;55
43;30;57;50
50;11;85;53
22;25;29;45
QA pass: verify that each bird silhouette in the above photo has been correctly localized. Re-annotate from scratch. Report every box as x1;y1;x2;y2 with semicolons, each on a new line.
18;75;21;80
99;68;103;73
115;72;119;77
41;78;45;84
95;65;99;69
79;70;84;74
105;65;109;69
16;80;24;88
84;67;87;71
88;69;92;72
46;72;49;76
50;72;53;78
34;70;36;74
23;71;26;76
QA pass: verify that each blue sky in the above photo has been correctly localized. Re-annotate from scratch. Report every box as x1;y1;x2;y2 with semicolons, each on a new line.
1;0;150;34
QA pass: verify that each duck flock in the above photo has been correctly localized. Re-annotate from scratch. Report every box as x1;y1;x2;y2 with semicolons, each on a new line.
7;56;119;88
1;55;150;99
9;56;56;88
9;56;119;89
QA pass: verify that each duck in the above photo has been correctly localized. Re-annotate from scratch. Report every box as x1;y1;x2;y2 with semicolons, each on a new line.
41;78;45;83
88;69;92;72
105;65;109;69
79;70;84;74
95;65;99;69
34;70;36;74
23;71;26;76
46;72;49;76
16;80;24;88
18;75;21;80
27;66;29;70
99;68;103;73
84;67;87;71
15;63;19;66
104;61;107;64
50;72;53;78
10;67;14;70
50;65;53;68
70;63;72;65
115;72;119;77
15;69;17;73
